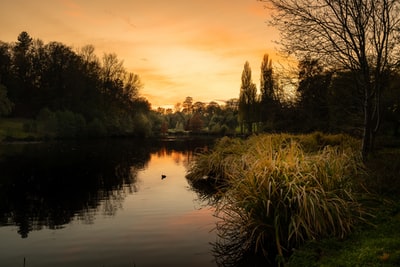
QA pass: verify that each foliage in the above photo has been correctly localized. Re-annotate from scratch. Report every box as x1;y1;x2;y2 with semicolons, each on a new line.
289;175;400;267
263;0;400;159
259;54;280;130
0;84;13;116
0;118;40;141
238;61;258;134
87;118;107;137
187;133;366;265
297;57;332;132
0;32;152;139
158;97;238;136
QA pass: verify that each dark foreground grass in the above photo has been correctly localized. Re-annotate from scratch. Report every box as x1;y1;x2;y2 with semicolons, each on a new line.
289;200;400;267
289;144;400;266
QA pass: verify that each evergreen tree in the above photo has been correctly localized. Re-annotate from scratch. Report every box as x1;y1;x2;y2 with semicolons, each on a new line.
238;61;257;134
259;54;277;130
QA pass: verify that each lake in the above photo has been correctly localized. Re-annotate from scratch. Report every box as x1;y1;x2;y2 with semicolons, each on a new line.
0;138;219;267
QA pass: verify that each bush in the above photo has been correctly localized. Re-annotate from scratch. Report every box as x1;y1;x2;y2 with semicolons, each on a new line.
55;110;87;138
36;108;57;136
87;118;107;137
133;113;152;137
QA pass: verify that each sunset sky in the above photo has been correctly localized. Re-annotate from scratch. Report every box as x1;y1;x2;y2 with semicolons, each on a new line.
1;0;280;108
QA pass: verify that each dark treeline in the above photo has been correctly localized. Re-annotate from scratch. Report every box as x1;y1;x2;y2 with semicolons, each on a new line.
157;53;399;141
0;31;160;138
1;32;399;141
236;54;400;140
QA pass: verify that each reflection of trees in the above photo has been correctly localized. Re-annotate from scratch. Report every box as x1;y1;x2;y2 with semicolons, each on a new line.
0;138;216;238
0;140;154;238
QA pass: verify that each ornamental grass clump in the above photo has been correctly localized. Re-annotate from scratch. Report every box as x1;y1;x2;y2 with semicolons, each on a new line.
188;134;366;265
186;136;246;186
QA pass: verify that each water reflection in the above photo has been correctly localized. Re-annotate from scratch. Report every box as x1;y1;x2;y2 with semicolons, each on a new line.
0;138;212;239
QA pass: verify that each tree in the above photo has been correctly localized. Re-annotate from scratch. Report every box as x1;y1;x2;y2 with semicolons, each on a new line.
0;84;13;116
11;32;34;114
297;57;332;131
182;96;193;114
0;42;11;84
327;71;364;133
259;53;278;130
238;61;257;134
123;73;142;102
193;101;206;114
188;113;204;132
0;32;154;137
263;0;400;159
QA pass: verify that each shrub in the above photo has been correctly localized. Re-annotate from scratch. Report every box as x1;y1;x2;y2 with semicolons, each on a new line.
87;118;107;137
55;110;87;138
36;108;57;136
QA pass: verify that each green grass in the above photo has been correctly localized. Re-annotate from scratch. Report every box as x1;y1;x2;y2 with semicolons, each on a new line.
289;145;400;266
0;118;38;141
289;201;400;267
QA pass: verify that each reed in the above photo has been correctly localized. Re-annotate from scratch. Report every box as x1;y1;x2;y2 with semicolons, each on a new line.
187;133;366;265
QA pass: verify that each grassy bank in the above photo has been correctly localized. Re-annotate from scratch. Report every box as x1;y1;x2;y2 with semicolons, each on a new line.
289;146;400;266
0;118;40;142
187;133;400;266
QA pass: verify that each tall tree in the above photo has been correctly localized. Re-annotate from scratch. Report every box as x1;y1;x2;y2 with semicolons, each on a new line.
259;54;277;129
0;42;11;85
11;31;33;114
263;0;400;159
238;61;257;134
182;96;193;114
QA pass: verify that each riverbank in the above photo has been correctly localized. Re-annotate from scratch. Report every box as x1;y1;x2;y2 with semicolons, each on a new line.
0;118;41;142
186;133;400;266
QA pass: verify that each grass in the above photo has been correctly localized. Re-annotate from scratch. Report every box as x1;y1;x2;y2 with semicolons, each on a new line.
187;133;367;266
289;144;400;266
289;200;400;267
0;118;39;141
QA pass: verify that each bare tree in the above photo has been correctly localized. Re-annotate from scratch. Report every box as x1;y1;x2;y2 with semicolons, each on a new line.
261;0;400;159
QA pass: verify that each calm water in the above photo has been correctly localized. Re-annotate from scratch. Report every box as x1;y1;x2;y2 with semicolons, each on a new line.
0;138;219;267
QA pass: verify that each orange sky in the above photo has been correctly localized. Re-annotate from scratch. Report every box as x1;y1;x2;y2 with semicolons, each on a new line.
1;0;280;108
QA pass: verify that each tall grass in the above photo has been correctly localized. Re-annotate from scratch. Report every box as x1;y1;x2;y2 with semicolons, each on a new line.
187;133;366;265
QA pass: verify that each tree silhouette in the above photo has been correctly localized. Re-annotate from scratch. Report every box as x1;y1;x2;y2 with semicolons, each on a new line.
263;0;400;159
238;61;257;134
259;54;278;130
0;84;13;116
1;32;153;137
297;57;332;131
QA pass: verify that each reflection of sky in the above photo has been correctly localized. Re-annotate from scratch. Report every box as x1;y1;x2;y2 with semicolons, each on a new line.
0;149;218;267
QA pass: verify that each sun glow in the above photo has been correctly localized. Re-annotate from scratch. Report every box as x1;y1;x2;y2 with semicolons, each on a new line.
1;0;282;108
